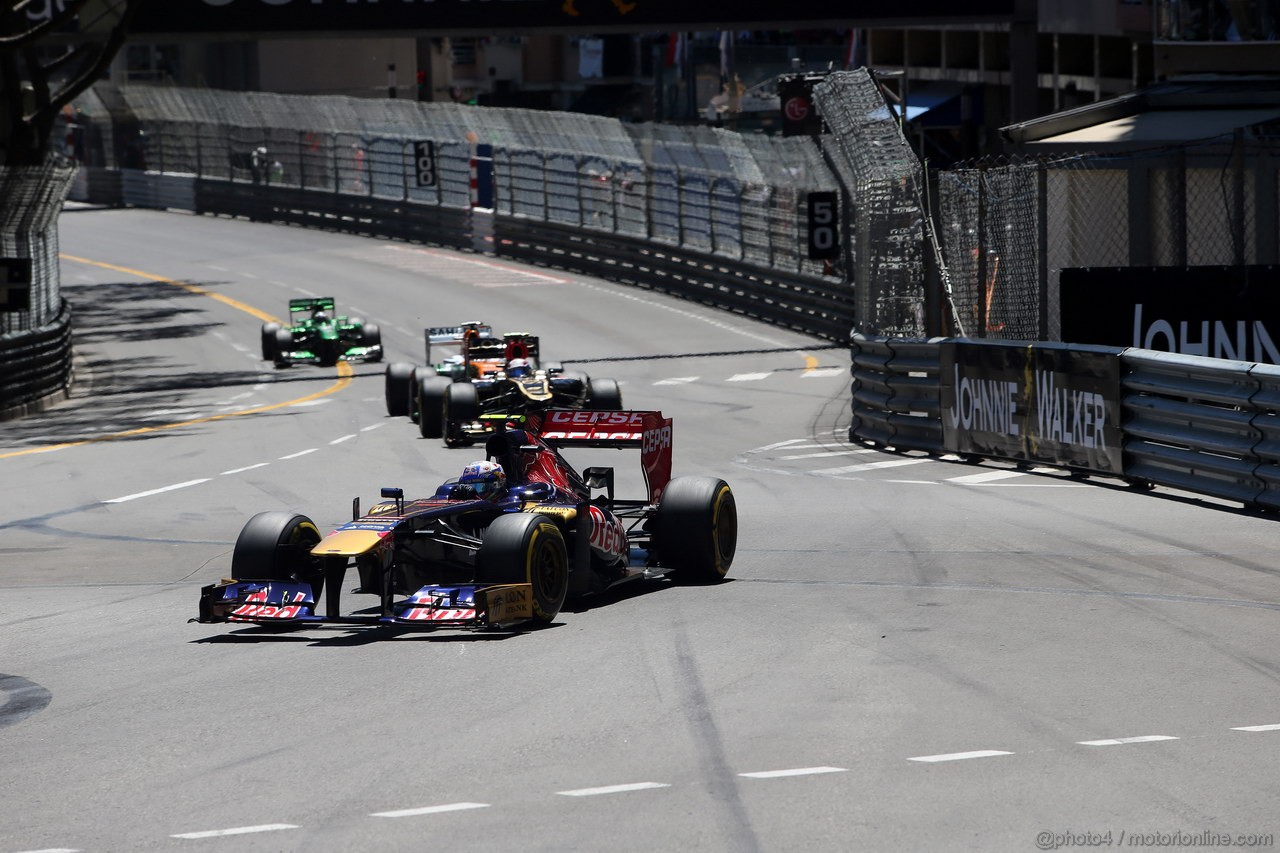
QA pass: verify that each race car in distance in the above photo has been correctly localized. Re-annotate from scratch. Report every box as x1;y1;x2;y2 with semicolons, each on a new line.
384;324;622;445
196;408;736;633
261;297;382;368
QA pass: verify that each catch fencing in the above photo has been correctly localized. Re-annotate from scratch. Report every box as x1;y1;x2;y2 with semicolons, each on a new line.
0;156;77;417
935;138;1280;342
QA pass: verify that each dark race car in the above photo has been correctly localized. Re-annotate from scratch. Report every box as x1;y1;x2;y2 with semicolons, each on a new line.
196;409;736;633
262;297;382;368
382;321;495;419
384;325;622;445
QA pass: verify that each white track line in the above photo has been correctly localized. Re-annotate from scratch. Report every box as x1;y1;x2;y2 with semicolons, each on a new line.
779;449;874;460
728;372;772;382
557;782;670;797
219;462;270;475
815;458;931;475
908;750;1014;763
753;439;808;452
739;766;847;779
802;368;844;378
1232;724;1280;732
279;448;317;460
371;802;490;818
1077;736;1179;746
329;434;357;445
654;377;699;385
947;469;1029;484
361;423;385;432
171;824;297;839
104;479;210;504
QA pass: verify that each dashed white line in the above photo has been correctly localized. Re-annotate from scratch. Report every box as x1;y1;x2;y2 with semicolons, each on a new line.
739;766;848;779
220;462;270;476
802;367;845;378
728;372;772;382
280;448;318;460
104;479;211;504
908;750;1014;763
290;399;331;408
371;802;490;818
16;848;81;852
330;434;357;445
654;377;699;386
1232;724;1280;732
171;824;298;840
361;423;386;432
814;458;931;475
1077;736;1179;746
557;782;670;797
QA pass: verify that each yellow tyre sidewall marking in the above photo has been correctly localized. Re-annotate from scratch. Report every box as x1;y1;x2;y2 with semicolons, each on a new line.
0;255;352;460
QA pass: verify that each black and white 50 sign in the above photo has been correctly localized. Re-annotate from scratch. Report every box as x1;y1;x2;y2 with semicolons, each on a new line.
806;191;840;260
413;140;437;188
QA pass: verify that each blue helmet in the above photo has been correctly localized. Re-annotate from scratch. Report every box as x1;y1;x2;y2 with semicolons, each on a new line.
459;460;507;498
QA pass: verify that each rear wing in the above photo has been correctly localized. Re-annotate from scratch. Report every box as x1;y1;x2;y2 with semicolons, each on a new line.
290;297;335;314
530;409;673;502
424;322;492;363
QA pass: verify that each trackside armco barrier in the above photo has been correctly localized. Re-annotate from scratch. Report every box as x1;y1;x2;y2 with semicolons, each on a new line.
851;333;1280;511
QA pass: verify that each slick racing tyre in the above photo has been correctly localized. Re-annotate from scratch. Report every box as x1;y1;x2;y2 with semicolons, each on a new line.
476;513;569;625
273;327;295;368
362;324;382;361
260;322;281;361
418;375;451;439
589;378;623;411
657;477;737;584
385;362;414;417
231;511;322;582
443;382;480;447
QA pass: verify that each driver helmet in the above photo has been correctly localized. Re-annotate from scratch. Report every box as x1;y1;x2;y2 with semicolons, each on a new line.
458;460;507;499
313;311;329;322
507;357;533;378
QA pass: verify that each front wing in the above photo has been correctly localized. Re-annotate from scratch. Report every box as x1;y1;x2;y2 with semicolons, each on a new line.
196;580;535;630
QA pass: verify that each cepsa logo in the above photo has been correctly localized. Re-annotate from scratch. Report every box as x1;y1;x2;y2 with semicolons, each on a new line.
546;410;646;426
643;424;671;453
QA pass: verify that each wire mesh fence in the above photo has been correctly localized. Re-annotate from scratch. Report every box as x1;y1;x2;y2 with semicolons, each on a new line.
0;154;77;335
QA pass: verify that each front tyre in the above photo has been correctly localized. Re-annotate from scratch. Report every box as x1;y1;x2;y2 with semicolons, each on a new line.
656;477;737;584
476;514;569;625
385;362;414;417
418;376;451;439
589;377;623;410
231;511;322;581
261;322;281;361
362;323;382;361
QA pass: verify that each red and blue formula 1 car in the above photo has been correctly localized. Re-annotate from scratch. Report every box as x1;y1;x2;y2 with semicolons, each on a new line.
196;409;736;633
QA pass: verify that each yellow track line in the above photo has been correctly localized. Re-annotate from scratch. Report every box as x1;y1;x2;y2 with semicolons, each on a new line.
1;256;353;460
803;355;820;373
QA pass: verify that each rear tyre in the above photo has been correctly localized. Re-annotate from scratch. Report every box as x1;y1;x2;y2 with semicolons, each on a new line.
476;513;569;625
362;324;382;361
657;477;737;584
589;378;623;411
231;511;322;581
385;362;414;417
418;376;451;439
260;322;281;361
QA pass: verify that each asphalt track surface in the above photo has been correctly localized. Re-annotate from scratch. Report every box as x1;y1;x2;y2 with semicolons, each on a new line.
3;208;1280;852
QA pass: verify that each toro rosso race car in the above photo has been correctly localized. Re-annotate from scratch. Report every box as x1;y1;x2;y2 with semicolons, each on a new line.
384;324;622;445
261;297;382;368
196;409;736;633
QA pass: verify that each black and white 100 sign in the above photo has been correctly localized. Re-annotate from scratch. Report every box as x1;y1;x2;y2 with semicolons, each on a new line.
806;191;840;260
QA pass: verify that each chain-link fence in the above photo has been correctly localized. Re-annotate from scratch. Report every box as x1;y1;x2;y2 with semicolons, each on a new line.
0;153;77;335
936;136;1280;341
